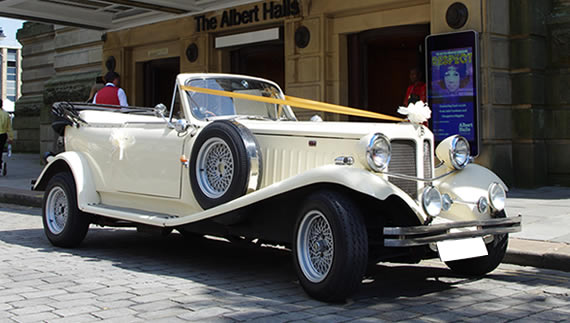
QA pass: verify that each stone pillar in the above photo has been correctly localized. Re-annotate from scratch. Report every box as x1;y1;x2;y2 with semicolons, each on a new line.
40;26;103;158
545;0;570;185
509;0;552;187
476;0;516;186
14;22;55;154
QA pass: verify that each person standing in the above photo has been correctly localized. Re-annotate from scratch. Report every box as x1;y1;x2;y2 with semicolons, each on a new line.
87;76;105;103
0;99;14;176
93;71;129;107
403;67;426;106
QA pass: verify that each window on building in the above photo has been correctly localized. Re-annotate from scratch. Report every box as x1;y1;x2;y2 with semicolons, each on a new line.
7;49;17;61
7;96;16;102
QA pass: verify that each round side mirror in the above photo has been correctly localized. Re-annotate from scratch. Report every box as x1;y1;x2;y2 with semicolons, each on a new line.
174;119;189;133
154;103;167;118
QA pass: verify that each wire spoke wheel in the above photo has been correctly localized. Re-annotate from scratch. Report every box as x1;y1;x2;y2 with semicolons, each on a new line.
196;137;234;198
293;190;368;302
45;186;69;234
42;172;90;248
297;210;334;283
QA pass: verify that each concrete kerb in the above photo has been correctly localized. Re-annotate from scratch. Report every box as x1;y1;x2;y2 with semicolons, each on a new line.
0;187;43;207
0;187;567;273
504;238;570;272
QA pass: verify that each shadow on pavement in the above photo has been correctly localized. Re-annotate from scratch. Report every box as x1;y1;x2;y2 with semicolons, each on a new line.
0;225;565;306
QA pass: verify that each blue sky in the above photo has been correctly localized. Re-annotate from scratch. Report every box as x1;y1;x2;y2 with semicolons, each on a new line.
0;18;25;47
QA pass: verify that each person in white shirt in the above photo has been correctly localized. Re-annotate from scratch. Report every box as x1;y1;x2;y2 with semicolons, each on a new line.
93;71;129;107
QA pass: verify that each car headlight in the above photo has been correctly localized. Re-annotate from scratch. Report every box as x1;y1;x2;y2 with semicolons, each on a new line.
488;182;506;211
365;133;391;172
422;186;442;217
435;135;471;170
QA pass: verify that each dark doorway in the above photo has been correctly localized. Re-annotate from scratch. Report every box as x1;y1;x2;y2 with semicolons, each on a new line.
230;42;285;89
142;57;180;107
348;24;430;120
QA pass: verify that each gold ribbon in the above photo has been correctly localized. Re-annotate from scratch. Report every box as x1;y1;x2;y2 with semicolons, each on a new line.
180;85;403;122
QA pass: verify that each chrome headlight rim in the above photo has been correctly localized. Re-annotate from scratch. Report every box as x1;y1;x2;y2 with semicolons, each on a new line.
449;135;470;170
488;182;506;211
422;186;442;217
366;133;391;172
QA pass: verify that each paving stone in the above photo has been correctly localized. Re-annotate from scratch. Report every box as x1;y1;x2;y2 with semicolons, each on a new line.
176;307;234;321
377;310;421;321
48;314;100;323
222;308;277;321
9;305;53;316
92;308;137;319
10;312;61;323
134;307;189;320
306;313;352;323
53;305;101;317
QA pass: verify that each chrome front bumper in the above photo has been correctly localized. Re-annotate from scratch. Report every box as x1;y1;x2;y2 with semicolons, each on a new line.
383;215;522;247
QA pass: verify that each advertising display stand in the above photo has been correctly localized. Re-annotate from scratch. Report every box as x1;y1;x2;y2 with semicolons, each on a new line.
426;30;480;156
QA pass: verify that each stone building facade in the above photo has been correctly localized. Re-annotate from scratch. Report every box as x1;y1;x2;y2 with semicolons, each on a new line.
13;0;570;187
16;23;102;154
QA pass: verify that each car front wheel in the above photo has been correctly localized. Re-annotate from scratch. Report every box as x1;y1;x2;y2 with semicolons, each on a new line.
42;172;90;248
293;190;368;302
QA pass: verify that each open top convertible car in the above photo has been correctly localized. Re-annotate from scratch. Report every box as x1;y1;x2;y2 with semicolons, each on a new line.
35;73;521;302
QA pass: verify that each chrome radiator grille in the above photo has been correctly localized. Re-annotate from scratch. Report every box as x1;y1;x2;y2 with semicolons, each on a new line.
388;140;417;198
424;140;432;183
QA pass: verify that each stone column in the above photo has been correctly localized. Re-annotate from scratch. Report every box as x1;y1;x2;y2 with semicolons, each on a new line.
15;22;55;154
508;0;552;187
545;0;570;185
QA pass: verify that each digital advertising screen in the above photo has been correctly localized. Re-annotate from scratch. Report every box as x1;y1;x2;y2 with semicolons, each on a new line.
426;31;480;156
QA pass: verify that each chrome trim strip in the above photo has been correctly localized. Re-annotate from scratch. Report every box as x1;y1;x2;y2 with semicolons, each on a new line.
230;120;263;193
383;215;521;247
382;169;457;182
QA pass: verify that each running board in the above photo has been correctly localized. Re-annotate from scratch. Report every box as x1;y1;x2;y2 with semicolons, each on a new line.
83;204;179;227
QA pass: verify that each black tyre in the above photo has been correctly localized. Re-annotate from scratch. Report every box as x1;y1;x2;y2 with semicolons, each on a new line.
42;173;90;248
445;211;509;276
190;120;259;209
292;190;368;302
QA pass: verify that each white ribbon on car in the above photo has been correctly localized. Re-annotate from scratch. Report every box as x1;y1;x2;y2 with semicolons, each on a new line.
109;129;136;160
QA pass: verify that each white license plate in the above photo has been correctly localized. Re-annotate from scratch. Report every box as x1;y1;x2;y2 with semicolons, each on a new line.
437;237;488;262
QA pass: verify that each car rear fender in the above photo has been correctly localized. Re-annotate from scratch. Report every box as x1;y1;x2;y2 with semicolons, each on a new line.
33;152;100;208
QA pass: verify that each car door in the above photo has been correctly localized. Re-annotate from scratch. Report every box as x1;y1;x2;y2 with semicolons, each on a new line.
109;120;189;198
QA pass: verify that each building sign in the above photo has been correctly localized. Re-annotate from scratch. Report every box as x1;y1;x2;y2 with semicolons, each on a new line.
195;0;300;32
426;30;480;156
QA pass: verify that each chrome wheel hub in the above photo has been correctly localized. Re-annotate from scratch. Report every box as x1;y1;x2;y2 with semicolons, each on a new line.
297;210;334;283
46;186;68;234
197;137;234;198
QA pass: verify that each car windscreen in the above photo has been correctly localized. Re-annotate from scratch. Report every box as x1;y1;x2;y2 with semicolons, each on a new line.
185;77;295;120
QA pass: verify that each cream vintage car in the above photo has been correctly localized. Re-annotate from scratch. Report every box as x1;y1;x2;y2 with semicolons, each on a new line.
34;73;521;302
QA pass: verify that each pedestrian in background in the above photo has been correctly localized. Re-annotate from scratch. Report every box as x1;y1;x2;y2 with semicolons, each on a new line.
87;75;105;103
93;71;129;107
403;67;426;106
0;99;14;176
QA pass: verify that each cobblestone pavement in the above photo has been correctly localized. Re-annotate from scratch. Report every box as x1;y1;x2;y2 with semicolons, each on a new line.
0;204;569;323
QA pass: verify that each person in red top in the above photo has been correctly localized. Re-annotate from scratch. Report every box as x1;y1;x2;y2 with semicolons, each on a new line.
403;68;426;106
94;71;129;107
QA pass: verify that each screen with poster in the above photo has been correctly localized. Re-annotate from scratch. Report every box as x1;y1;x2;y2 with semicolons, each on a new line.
426;31;479;156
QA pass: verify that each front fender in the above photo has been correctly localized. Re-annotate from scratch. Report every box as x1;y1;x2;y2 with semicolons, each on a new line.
34;152;100;208
168;165;426;226
433;163;508;221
